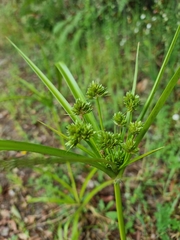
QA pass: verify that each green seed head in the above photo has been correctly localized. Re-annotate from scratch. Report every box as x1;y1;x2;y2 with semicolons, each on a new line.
113;112;127;127
66;121;94;148
72;99;92;116
123;92;140;112
86;81;108;99
129;121;144;135
121;137;139;154
97;131;121;150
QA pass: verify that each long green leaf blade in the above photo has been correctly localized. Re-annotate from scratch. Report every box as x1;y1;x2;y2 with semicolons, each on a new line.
8;39;77;122
122;147;164;168
0;157;64;171
132;42;140;95
38;121;68;139
28;196;75;204
79;168;97;199
0;140;81;158
135;67;180;146
75;180;114;216
0;140;116;177
56;62;85;100
139;25;180;120
43;171;74;195
56;62;99;131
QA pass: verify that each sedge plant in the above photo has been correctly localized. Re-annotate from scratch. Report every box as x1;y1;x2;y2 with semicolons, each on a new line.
0;25;180;239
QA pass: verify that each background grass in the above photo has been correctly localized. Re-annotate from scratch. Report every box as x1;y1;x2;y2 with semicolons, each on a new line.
0;1;180;239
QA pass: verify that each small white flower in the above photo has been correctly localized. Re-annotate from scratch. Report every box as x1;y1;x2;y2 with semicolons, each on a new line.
134;28;139;33
146;23;152;29
120;38;127;46
172;114;179;121
140;14;146;20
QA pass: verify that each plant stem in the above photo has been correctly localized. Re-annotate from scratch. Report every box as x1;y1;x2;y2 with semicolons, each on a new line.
114;180;126;240
132;42;140;95
67;162;80;203
96;97;104;130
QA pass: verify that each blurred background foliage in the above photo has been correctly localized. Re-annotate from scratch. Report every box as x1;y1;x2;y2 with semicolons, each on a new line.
4;0;179;89
9;0;179;124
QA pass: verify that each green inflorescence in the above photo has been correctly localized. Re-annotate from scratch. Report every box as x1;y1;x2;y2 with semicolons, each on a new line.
66;82;142;170
66;121;95;148
129;121;144;135
123;91;140;112
86;81;108;99
72;99;92;116
113;112;127;127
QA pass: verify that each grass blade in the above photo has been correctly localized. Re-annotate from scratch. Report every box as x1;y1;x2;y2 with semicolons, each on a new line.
38;121;68;139
17;77;52;106
135;67;180;146
79;167;97;199
122;147;164;168
56;62;99;131
67;162;80;203
132;42;140;95
0;140;116;177
139;25;180;120
83;180;113;205
8;39;77;122
0;140;82;158
28;196;75;204
34;169;74;195
55;62;85;100
75;179;114;216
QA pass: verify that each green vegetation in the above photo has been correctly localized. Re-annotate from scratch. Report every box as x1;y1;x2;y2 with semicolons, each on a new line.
0;1;180;239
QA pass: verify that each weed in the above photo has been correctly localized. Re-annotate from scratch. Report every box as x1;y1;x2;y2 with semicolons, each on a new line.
0;25;179;239
155;201;180;239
